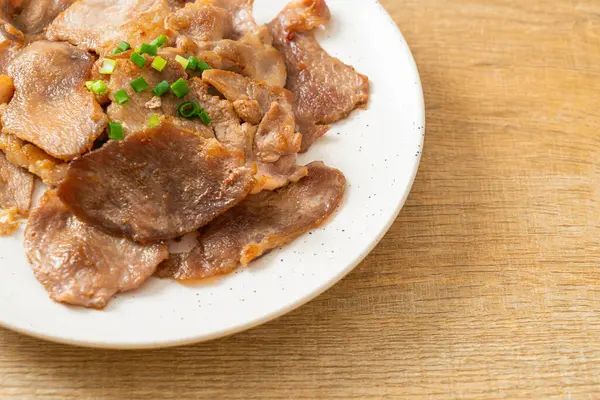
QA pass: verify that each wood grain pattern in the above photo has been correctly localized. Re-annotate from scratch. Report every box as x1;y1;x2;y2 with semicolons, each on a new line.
2;0;600;398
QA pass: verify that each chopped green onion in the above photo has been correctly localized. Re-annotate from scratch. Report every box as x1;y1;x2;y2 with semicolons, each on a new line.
198;108;211;125
130;52;146;68
170;78;190;98
108;122;124;140
111;41;131;55
150;34;168;48
90;80;107;95
134;47;141;53
175;55;189;70
178;102;201;119
114;89;130;105
130;76;149;93
85;80;95;90
198;60;212;72
99;58;117;74
152;80;170;97
148;114;161;128
187;56;200;70
139;43;158;56
151;56;167;72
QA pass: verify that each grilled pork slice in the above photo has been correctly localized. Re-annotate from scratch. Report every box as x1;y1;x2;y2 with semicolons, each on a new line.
0;133;67;186
165;2;233;43
0;20;23;74
269;0;369;151
57;122;255;243
0;150;33;215
47;0;172;55
12;0;75;34
157;162;345;280
25;190;168;309
1;41;107;160
0;150;34;235
168;32;287;87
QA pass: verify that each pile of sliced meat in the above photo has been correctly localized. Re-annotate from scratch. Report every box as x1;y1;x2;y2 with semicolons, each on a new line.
0;0;369;308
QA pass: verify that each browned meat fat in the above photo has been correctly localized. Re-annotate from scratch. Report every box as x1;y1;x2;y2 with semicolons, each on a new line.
47;0;172;55
25;191;168;309
57;122;256;243
0;133;67;186
156;162;345;280
0;149;33;215
0;74;13;103
269;0;369;151
1;41;108;160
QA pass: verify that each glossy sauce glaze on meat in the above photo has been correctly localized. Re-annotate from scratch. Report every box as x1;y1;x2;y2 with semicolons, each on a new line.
0;0;369;308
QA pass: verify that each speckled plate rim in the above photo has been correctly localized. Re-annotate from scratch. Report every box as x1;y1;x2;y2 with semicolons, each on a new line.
0;0;424;349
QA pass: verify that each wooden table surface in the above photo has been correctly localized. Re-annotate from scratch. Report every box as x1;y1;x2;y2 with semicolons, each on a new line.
2;0;600;398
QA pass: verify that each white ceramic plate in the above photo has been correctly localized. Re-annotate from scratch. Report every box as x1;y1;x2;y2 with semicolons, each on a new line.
0;0;424;349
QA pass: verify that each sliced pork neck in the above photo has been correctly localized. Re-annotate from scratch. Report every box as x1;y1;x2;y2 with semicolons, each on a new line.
1;41;107;160
47;0;172;55
157;162;345;280
269;0;369;151
11;0;76;35
165;2;233;43
25;190;168;309
103;56;215;138
0;149;33;215
57;122;256;243
0;21;23;74
0;148;34;235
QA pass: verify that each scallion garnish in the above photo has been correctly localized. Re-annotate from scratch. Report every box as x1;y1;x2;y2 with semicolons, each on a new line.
139;43;158;56
152;80;170;97
130;52;146;68
151;56;167;72
148;114;161;128
170;78;190;98
150;34;168;48
85;81;95;90
178;102;201;119
108;122;124;140
99;59;117;74
199;108;211;125
187;56;199;70
198;60;212;72
130;76;149;93
175;55;189;70
90;80;108;95
111;41;131;55
114;89;130;105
